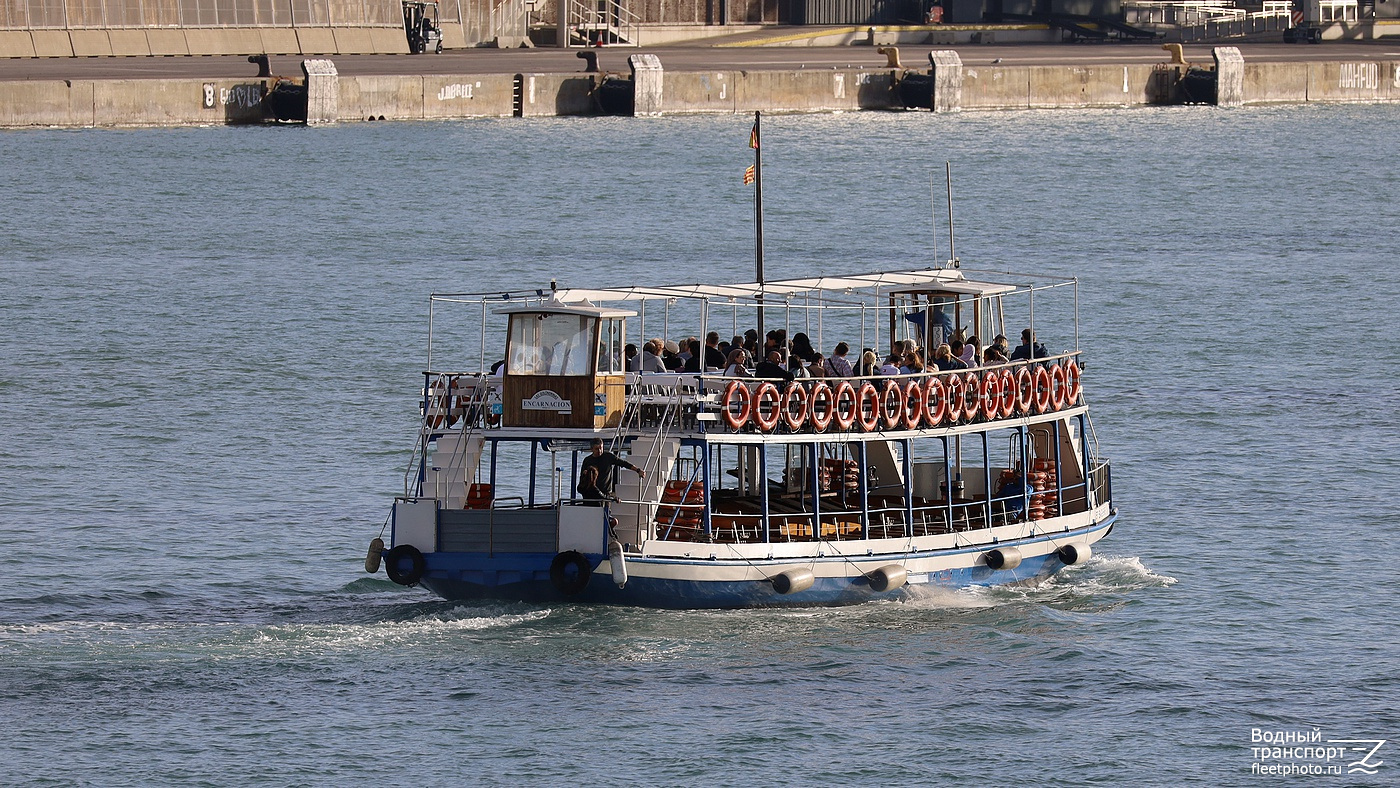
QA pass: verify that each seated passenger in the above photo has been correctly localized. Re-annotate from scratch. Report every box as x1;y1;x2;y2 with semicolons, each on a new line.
661;339;684;371
859;350;879;377
878;355;902;376
789;355;810;379
1009;329;1048;361
932;343;967;371
790;332;818;364
754;350;794;382
959;336;980;367
823;342;854;377
637;340;666;373
723;349;751;377
983;346;1009;365
807;353;826;378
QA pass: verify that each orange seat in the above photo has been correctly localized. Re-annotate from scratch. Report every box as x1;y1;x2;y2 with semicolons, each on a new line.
466;483;493;510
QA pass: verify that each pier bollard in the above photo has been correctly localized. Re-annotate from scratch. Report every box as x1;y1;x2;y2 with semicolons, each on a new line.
302;58;339;124
630;54;664;116
1212;47;1244;108
928;50;963;113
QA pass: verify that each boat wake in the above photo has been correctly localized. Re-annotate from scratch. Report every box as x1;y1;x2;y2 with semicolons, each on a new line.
900;555;1175;612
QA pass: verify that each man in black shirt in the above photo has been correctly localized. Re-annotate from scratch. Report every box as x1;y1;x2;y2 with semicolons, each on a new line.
579;439;646;502
753;350;794;382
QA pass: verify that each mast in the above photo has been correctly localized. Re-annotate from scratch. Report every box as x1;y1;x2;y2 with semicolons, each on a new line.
749;111;765;339
945;161;956;267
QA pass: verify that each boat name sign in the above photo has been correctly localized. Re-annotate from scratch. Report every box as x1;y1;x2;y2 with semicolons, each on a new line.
522;390;573;413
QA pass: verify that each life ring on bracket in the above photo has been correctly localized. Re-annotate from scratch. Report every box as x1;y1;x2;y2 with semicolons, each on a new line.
962;371;981;422
1014;366;1034;415
856;382;881;432
945;373;964;425
880;379;903;430
721;381;751;431
833;381;858;431
980;370;1002;421
751;382;782;432
1049;363;1068;411
781;383;810;432
901;379;926;430
1032;365;1053;414
997;367;1016;419
923;376;947;426
1064;358;1082;406
808;381;834;432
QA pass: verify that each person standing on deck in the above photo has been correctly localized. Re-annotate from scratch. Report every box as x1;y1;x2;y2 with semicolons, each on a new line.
580;439;645;503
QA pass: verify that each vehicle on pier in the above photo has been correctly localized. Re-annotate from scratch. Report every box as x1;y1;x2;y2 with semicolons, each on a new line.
366;267;1117;608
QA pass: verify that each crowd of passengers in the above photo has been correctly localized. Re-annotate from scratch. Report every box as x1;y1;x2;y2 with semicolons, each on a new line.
621;327;1049;381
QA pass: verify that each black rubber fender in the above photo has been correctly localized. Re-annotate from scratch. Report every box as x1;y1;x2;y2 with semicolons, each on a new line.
384;544;427;586
549;551;592;595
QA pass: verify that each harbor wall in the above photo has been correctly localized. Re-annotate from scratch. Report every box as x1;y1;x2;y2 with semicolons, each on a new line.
2;59;1397;127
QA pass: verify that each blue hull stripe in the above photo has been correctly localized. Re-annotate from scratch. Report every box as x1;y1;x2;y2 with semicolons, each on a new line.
414;515;1115;608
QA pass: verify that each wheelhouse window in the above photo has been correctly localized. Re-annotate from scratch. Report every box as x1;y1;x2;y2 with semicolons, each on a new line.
507;312;596;376
597;318;624;373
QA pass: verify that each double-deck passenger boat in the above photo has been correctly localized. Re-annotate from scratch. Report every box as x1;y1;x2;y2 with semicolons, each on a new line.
366;266;1117;608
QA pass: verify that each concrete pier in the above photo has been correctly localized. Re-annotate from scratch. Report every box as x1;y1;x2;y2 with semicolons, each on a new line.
1;44;1397;128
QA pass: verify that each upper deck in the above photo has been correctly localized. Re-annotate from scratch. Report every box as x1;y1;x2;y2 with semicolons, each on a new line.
419;266;1088;443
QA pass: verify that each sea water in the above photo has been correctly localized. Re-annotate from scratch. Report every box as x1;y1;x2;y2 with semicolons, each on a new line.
1;104;1397;785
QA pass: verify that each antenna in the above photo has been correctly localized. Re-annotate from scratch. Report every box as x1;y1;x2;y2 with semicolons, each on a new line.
945;161;958;268
929;171;940;268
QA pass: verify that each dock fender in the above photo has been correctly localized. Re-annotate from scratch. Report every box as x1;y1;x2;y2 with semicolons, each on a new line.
867;564;907;592
983;546;1023;570
771;568;815;595
384;544;426;586
1056;543;1092;566
365;537;384;574
550;550;593;595
608;540;628;588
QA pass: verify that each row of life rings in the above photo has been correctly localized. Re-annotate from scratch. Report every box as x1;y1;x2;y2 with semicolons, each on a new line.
720;360;1081;433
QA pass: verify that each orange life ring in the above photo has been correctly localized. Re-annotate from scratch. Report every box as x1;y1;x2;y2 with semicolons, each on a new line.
833;381;858;431
1064;358;1082;406
752;382;781;432
997;368;1016;418
1032;365;1053;414
781;383;810;432
1049;363;1067;411
923;376;947;426
963;371;981;421
808;381;834;431
946;373;964;425
880;379;903;430
1014;366;1034;415
856;382;881;432
902;379;926;429
980;370;1001;421
721;381;751;431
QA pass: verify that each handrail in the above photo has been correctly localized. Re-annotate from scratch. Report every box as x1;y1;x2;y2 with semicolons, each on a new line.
564;0;639;47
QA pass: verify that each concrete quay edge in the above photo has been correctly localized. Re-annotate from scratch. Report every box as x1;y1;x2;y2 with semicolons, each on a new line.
2;53;1398;128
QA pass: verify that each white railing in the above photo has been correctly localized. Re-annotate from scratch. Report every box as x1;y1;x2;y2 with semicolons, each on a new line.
489;0;529;45
563;0;639;47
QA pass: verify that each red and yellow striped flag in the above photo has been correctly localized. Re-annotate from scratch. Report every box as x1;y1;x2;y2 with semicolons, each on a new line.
743;165;756;185
749;123;759;150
